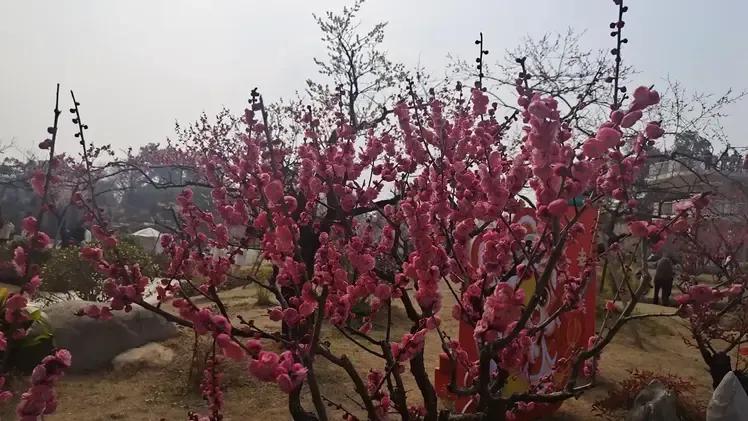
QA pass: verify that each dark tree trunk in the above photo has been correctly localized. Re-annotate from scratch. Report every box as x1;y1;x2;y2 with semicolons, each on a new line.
708;352;732;389
289;384;319;421
410;349;438;421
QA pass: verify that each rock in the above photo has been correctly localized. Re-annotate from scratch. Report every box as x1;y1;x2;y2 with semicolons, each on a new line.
707;371;748;421
112;342;175;373
25;300;178;373
628;380;679;421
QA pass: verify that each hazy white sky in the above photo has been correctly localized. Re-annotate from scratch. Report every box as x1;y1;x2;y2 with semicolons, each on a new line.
1;0;747;157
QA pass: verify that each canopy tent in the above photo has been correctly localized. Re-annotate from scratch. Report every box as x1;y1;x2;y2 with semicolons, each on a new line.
130;228;163;254
210;246;262;267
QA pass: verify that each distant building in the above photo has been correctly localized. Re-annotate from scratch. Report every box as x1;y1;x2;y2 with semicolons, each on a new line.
643;159;748;264
646;160;748;217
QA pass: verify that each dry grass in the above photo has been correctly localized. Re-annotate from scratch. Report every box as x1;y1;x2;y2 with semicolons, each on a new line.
0;282;715;421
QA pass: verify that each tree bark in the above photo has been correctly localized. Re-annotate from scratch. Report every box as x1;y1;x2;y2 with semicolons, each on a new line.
410;349;438;421
289;384;318;421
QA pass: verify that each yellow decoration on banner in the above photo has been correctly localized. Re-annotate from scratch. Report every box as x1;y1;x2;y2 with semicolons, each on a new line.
517;274;536;306
501;372;530;396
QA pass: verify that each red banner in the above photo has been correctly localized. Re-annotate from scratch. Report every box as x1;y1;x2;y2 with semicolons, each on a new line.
435;207;599;418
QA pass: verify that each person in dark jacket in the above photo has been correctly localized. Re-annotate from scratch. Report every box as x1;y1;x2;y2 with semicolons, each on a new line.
653;256;675;306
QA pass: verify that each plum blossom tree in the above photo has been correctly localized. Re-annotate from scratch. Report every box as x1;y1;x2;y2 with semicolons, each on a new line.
57;1;678;419
643;171;748;389
6;1;729;420
0;85;72;419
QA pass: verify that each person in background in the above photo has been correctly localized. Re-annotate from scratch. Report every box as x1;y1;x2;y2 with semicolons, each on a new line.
71;225;86;246
653;255;675;306
61;227;72;248
724;254;738;274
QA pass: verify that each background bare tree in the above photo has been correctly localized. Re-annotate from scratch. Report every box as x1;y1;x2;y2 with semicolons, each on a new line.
451;30;631;139
307;0;408;129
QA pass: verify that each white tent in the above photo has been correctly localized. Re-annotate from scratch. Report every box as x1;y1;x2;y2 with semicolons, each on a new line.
234;248;262;267
132;228;160;238
131;228;162;254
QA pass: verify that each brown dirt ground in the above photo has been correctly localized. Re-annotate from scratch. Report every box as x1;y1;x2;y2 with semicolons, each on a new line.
1;283;714;421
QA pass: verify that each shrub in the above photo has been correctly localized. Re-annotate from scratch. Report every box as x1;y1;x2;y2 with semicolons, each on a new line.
251;264;275;306
2;1;701;419
41;237;158;302
229;263;275;305
0;241;50;274
255;285;274;307
592;370;705;420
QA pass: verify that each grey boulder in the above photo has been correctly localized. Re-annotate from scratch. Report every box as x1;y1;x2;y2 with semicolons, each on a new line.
28;300;178;373
112;342;175;373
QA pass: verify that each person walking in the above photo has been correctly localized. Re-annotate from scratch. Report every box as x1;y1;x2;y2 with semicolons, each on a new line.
653;256;675;306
